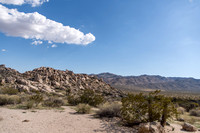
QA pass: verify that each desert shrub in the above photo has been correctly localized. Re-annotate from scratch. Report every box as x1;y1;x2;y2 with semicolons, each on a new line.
173;98;199;112
67;94;80;106
0;87;19;95
16;101;34;109
29;94;43;106
43;97;64;107
67;89;104;107
79;89;104;107
121;91;177;126
0;95;21;105
160;97;177;127
121;93;148;125
189;109;200;117
177;107;186;114
96;102;121;118
76;103;91;114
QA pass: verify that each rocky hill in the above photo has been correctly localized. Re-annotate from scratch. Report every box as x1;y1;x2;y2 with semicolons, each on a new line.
94;73;200;93
0;65;123;98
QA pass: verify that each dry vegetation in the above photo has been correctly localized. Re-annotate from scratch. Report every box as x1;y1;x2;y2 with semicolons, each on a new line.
0;86;200;131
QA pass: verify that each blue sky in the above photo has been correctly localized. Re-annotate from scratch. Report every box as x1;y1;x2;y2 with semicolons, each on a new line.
0;0;200;78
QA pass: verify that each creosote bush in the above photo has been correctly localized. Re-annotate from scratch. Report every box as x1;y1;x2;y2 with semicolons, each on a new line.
16;101;34;109
29;93;43;107
0;95;21;105
79;89;104;107
173;98;199;112
96;102;121;118
189;108;200;117
76;103;91;114
121;90;177;127
67;89;104;107
67;94;80;106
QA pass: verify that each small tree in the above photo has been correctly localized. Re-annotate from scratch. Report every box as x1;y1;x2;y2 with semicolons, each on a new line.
121;93;148;125
146;90;163;122
121;90;177;127
160;97;177;127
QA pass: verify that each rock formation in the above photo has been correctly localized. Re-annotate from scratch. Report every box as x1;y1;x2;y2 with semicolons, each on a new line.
0;65;123;98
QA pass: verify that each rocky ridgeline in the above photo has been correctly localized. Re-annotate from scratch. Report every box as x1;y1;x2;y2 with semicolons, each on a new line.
0;65;122;98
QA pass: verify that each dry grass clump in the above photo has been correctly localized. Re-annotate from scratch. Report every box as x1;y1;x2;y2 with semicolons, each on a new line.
189;108;200;117
177;107;186;114
75;103;91;114
96;102;121;118
0;95;21;106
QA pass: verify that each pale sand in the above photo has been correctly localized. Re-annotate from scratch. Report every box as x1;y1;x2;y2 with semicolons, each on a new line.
0;106;107;133
0;106;199;133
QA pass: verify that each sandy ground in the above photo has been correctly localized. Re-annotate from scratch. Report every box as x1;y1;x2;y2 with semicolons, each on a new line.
0;106;199;133
0;106;107;133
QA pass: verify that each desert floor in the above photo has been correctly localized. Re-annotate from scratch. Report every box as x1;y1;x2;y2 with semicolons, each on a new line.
0;106;198;133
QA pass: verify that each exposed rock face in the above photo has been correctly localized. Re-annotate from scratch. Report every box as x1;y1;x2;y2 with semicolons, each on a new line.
0;65;123;98
182;122;197;132
138;122;165;133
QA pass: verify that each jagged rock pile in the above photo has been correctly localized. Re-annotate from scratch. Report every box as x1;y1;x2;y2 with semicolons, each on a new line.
0;65;123;98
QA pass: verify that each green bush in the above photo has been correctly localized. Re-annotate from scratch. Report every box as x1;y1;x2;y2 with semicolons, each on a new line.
189;109;200;117
29;94;43;106
43;97;64;107
67;94;80;106
0;95;21;105
16;101;34;109
79;89;104;107
67;89;104;107
121;93;148;125
96;102;121;118
121;91;177;126
173;98;199;112
76;103;91;114
0;88;19;95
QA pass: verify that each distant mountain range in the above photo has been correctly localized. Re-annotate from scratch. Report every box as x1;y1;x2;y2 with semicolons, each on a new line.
93;73;200;93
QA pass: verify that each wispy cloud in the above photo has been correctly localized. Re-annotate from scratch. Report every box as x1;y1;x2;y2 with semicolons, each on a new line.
0;4;95;45
1;49;6;52
51;44;57;48
32;40;43;45
0;0;49;7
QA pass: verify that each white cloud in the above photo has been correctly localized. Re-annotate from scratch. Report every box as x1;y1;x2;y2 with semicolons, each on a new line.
1;49;6;52
0;4;95;45
0;0;49;7
48;41;52;44
32;40;43;45
51;44;57;48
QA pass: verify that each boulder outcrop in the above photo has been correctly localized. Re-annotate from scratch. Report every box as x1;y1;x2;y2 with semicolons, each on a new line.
0;65;123;99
